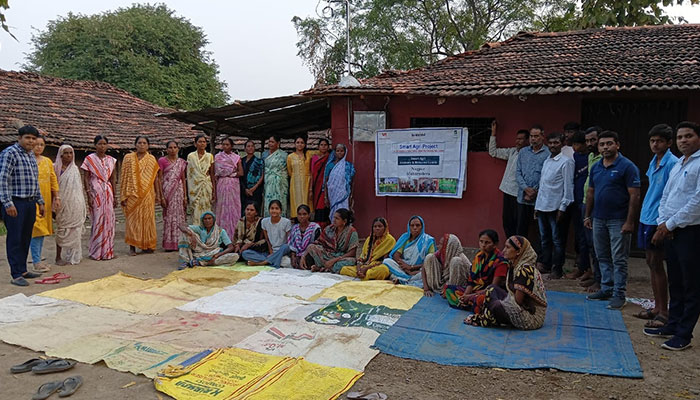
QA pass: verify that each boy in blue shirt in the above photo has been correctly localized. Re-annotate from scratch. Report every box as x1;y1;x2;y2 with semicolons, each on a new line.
635;124;677;327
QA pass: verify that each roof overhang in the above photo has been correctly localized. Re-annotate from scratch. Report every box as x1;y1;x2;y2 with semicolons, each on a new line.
158;95;330;140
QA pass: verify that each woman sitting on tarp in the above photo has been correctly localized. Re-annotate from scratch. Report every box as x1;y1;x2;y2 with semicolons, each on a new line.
443;229;509;312
339;217;396;280
302;208;359;272
465;235;547;330
421;233;472;296
178;211;239;269
287;204;321;269
232;201;267;258
383;216;435;287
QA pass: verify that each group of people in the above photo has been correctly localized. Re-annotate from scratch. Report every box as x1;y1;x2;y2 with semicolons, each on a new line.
490;120;700;350
1;120;698;346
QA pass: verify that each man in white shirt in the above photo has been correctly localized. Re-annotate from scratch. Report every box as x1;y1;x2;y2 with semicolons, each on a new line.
647;121;700;351
488;120;529;238
535;132;574;279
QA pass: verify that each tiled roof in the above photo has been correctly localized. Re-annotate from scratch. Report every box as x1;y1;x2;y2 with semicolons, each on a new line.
303;24;700;97
0;70;195;150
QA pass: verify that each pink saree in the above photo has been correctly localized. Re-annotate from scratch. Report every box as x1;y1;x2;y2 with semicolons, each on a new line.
214;151;241;238
159;157;187;250
80;153;116;260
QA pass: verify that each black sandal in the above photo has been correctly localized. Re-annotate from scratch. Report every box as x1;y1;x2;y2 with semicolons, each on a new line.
633;309;656;320
32;359;76;374
32;381;64;400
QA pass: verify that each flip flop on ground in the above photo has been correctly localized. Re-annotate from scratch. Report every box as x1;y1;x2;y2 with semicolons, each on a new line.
10;358;50;373
32;359;76;374
32;380;64;400
644;314;668;328
633;309;656;320
58;376;83;398
347;390;388;399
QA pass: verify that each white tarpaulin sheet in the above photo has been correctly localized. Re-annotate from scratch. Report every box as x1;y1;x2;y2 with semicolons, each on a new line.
178;288;310;319
233;269;349;300
236;320;379;371
0;294;82;325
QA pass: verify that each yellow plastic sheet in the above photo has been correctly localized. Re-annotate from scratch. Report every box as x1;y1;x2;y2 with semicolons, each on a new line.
40;272;154;305
311;280;423;310
99;279;223;315
167;268;258;288
154;348;362;400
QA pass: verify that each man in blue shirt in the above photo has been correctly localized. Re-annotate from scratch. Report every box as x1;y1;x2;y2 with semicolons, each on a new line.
635;124;677;327
584;131;641;310
515;124;550;262
647;121;700;351
0;126;46;286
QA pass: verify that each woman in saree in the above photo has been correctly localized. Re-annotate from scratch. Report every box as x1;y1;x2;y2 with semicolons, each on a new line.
324;143;355;217
288;204;320;269
288;136;316;218
30;136;59;272
215;137;244;237
383;216;435;287
187;134;215;224
242;200;292;268
53;145;87;265
158;140;187;251
240;140;264;216
302;208;359;273
340;217;396;280
178;211;238;268
81;135;117;260
233;201;267;256
310;138;330;225
444;229;509;312
120;136;162;255
263;135;288;217
465;235;547;330
421;233;472;295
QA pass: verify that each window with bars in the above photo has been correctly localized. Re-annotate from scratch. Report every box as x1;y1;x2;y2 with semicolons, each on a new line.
410;117;494;152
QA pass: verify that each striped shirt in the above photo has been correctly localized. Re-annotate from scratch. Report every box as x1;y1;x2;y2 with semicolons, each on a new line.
0;143;44;208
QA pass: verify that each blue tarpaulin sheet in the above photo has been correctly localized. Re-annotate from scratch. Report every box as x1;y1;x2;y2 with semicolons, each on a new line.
373;291;643;378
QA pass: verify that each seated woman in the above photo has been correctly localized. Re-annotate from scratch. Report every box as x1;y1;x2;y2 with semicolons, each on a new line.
302;208;359;272
444;229;508;311
288;204;321;268
340;217;396;280
383;216;435;287
465;235;547;330
233;201;267;257
421;234;472;296
178;211;239;268
242;200;292;268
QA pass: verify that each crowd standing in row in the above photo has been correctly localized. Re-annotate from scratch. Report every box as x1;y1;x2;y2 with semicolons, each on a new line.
1;121;698;350
489;120;700;350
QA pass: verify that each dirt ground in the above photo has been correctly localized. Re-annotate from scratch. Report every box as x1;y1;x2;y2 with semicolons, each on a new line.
0;221;698;400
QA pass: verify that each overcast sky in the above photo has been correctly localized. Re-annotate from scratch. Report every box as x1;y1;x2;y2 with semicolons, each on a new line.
1;1;699;102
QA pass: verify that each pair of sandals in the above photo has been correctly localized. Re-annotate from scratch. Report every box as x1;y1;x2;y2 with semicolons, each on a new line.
10;358;82;399
34;273;71;285
32;376;82;399
633;309;668;328
347;391;387;400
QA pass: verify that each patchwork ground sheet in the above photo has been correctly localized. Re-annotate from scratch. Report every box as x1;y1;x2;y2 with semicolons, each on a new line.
0;265;420;399
0;265;644;399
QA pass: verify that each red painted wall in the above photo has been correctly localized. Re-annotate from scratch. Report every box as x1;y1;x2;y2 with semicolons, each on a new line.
330;92;697;247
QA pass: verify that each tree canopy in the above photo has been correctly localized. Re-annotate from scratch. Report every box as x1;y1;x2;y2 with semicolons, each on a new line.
25;4;228;110
293;0;697;85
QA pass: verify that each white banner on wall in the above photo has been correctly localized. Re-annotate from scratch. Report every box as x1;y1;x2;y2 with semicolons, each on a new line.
375;127;468;198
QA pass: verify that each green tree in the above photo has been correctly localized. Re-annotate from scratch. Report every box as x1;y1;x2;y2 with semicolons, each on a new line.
294;0;696;84
580;0;698;27
25;4;228;110
1;0;16;39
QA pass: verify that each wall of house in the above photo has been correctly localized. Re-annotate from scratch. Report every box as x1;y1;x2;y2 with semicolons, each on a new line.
330;91;698;247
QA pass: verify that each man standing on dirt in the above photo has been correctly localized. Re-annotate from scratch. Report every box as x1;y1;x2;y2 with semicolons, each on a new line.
515;125;550;249
0;125;45;286
584;131;640;310
634;124;677;329
580;126;603;292
647;121;700;351
488;120;529;238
